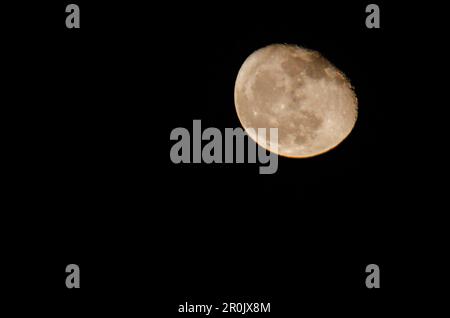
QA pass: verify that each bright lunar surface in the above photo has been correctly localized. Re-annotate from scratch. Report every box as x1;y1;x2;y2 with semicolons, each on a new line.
234;44;358;158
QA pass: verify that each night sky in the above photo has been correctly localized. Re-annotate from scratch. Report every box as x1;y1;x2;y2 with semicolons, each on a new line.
2;1;440;316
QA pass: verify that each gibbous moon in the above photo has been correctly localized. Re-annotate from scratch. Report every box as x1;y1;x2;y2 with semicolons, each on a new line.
234;44;357;158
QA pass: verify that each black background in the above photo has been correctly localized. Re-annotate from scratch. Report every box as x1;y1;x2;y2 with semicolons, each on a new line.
3;0;443;316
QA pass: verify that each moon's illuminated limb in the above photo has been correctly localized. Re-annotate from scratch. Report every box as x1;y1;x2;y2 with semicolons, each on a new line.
234;44;358;158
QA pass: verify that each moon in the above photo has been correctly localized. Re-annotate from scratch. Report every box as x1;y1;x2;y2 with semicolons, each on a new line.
234;44;358;158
